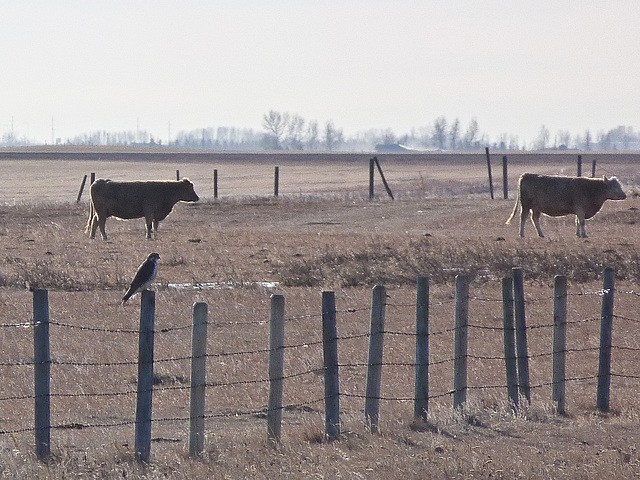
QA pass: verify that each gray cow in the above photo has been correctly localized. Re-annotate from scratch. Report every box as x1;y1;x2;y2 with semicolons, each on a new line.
86;178;199;239
506;173;626;238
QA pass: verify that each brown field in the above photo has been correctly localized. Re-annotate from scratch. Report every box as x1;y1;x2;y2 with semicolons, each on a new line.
1;148;640;478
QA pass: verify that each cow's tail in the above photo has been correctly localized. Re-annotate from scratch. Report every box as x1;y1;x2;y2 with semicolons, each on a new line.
505;188;520;225
85;193;95;234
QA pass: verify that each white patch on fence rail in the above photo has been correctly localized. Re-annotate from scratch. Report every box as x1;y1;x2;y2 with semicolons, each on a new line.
167;281;279;290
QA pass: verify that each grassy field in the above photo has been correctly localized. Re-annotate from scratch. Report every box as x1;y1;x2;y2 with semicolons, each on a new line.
0;148;639;478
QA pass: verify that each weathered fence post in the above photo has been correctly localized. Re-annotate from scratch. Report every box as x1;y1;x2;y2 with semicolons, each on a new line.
135;290;156;463
414;276;429;421
453;275;469;409
552;275;567;415
502;277;518;407
76;174;88;203
213;169;218;199
373;157;394;200
577;155;582;177
176;169;180;181
267;294;285;446
90;172;95;185
365;285;386;433
512;267;531;403
502;156;508;199
485;147;494;199
597;267;615;412
189;302;208;456
369;158;375;199
591;159;597;178
274;166;279;197
33;289;51;461
322;291;340;440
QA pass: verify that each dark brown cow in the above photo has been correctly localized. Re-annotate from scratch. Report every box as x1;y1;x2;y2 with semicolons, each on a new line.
86;178;199;239
506;173;626;238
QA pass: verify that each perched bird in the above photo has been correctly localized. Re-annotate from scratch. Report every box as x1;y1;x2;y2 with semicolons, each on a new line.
122;253;160;305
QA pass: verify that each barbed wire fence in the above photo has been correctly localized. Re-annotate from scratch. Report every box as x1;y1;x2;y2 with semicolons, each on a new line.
2;266;639;462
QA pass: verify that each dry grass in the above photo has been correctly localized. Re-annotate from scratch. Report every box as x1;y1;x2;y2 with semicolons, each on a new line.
0;152;640;478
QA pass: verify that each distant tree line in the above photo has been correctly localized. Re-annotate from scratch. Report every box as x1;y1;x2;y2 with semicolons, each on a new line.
2;113;640;151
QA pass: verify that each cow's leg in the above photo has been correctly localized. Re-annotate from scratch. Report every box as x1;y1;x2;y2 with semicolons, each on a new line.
152;219;159;237
519;208;528;237
89;215;98;239
576;214;587;238
531;210;544;238
97;216;108;240
145;217;153;239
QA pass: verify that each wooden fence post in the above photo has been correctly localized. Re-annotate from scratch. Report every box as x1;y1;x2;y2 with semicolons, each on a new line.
512;267;531;403
267;294;285;446
591;159;597;178
552;275;567;415
135;290;155;463
414;276;429;421
274;166;279;197
502;277;518;407
577;155;582;177
33;289;51;461
189;302;208;456
502;156;508;199
373;157;394;199
322;291;340;440
597;267;615;412
453;275;469;409
176;169;180;181
213;169;218;199
91;172;95;185
369;158;375;199
365;285;386;433
76;174;88;203
485;147;494;199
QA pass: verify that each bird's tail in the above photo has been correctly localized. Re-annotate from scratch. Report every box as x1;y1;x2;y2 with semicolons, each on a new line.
121;290;133;305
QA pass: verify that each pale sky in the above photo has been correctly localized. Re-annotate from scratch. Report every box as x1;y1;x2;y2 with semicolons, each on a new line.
2;1;639;146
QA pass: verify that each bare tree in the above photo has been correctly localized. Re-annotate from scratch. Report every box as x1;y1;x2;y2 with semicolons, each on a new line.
534;125;550;150
463;117;479;149
382;128;396;145
324;121;344;151
432;116;448;149
284;114;305;150
584;130;592;150
449;118;460;150
262;110;289;149
306;120;320;150
556;130;571;149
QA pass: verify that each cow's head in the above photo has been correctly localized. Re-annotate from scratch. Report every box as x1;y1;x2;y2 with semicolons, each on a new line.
179;178;200;202
604;176;626;200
